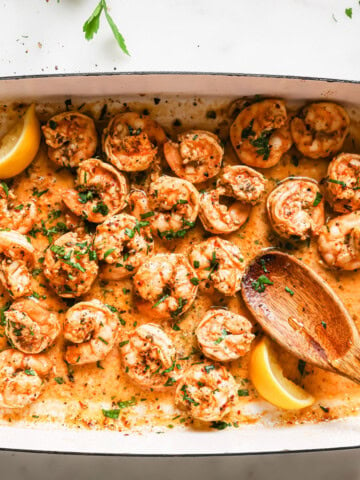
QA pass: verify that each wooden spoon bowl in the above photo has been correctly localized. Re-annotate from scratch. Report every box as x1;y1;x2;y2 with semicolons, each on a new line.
241;250;360;384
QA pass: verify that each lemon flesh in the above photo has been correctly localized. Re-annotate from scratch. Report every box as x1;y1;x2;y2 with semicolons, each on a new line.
0;104;41;179
249;336;315;410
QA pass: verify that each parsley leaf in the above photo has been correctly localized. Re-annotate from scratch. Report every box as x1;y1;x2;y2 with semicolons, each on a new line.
83;1;103;40
298;359;306;376
210;421;230;430
102;408;120;419
83;0;130;56
250;130;272;160
102;1;130;55
313;192;323;207
345;7;352;18
252;275;273;293
237;389;249;397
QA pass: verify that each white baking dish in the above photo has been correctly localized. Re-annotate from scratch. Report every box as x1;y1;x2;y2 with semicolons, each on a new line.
1;72;360;456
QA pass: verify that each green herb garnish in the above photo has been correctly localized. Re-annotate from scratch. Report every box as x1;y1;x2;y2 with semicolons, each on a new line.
102;408;120;419
285;286;294;296
210;421;230;430
237;389;249;397
83;0;129;55
313;192;323;207
298;359;306;376
250;130;272;160
328;178;346;187
252;275;273;293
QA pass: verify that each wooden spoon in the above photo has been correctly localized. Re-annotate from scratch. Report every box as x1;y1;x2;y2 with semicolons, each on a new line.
241;250;360;384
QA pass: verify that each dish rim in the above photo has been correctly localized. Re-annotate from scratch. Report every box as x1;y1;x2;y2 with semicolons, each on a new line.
0;70;359;456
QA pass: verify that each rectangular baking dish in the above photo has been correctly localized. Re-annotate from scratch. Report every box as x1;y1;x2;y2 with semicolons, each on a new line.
1;72;360;456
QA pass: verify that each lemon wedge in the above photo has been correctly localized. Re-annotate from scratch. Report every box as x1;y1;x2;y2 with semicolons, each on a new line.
0;104;41;179
249;336;315;410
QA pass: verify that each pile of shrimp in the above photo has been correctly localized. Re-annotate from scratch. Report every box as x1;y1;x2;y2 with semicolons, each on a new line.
0;97;357;428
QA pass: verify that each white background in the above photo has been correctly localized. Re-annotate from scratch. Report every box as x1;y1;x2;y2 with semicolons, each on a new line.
1;0;360;478
1;0;360;80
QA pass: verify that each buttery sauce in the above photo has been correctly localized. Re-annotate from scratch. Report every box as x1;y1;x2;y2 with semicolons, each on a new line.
0;95;360;433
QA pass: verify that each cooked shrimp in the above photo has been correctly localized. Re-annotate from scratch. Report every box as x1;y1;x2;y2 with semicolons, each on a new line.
195;309;254;362
102;112;167;172
63;159;128;223
94;213;154;280
318;211;360;270
230;99;292;168
267;177;325;240
175;363;236;422
291;102;350;159
0;230;35;298
0;184;36;234
326;153;360;213
199;188;251;234
130;176;200;239
0;349;52;409
164;130;224;183
219;165;266;205
43;232;98;298
189;237;245;296
42;111;97;168
133;253;198;320
5;298;60;354
120;323;177;390
64;299;119;365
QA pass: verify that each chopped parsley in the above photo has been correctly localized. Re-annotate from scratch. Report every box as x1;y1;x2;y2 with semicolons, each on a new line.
164;377;177;387
285;286;294;296
252;274;273;293
321;321;327;329
210;421;230;430
0;301;11;326
241;119;255;139
260;258;268;273
214;328;228;344
0;182;9;197
153;294;169;308
328;178;346;188
345;7;352;18
92;201;109;216
250;130;272;160
103;248;115;259
78;191;95;204
190;277;199;286
117;396;137;409
54;377;65;384
237;389;249;397
32;188;49;198
102;408;120;419
172;297;187;317
180;384;199;406
140;211;155;219
313;192;323;207
298;359;306;376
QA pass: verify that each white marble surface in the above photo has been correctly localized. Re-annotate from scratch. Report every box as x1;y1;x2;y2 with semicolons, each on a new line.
1;0;360;477
1;0;360;80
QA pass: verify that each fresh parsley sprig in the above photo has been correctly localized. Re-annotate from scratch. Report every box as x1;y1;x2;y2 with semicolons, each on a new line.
83;0;130;56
